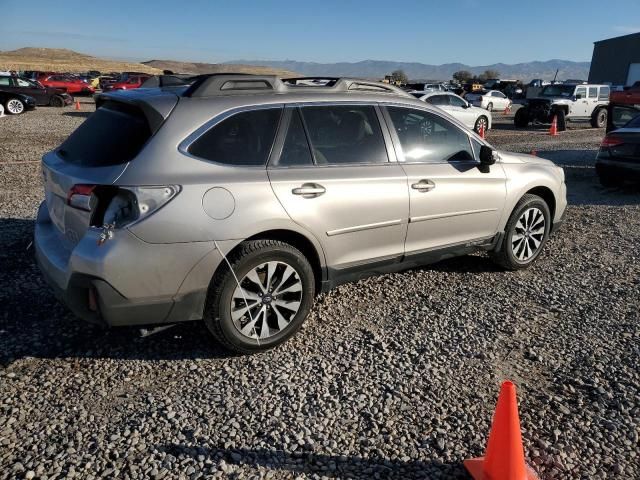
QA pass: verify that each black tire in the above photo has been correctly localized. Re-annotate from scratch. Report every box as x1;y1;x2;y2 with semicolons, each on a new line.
474;116;489;134
490;194;551;270
204;240;315;353
598;172;618;187
591;108;607;128
486;102;493;112
5;98;25;115
514;107;529;128
555;109;567;131
49;95;65;108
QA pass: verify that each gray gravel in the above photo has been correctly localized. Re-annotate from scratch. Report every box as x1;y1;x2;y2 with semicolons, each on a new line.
1;104;639;479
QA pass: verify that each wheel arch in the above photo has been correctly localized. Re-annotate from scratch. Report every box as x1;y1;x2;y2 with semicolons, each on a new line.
525;186;556;220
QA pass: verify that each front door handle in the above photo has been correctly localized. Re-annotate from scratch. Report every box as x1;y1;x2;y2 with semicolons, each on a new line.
411;179;436;192
292;183;326;197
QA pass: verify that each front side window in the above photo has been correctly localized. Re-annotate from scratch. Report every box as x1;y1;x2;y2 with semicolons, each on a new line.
576;87;587;99
188;108;282;166
16;78;33;87
300;105;388;165
426;95;449;106
386;106;474;163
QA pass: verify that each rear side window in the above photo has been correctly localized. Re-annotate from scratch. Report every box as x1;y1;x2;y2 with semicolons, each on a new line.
588;87;598;98
426;95;449;106
57;101;151;166
300;105;388;165
275;109;314;167
188;108;282;166
386;106;474;163
599;87;610;101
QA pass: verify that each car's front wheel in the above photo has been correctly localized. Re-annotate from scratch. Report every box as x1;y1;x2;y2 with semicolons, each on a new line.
5;98;25;115
204;240;315;353
491;194;551;270
514;107;529;128
49;96;65;108
474;116;489;134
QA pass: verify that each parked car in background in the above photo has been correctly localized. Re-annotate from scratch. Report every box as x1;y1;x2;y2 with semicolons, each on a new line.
0;76;73;107
34;74;566;353
607;83;640;133
596;113;640;186
416;91;491;133
103;74;151;91
515;83;610;130
0;90;36;114
466;90;512;112
38;74;95;95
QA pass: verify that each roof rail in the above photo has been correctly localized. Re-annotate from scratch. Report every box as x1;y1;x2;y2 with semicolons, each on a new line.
183;74;412;98
183;73;285;97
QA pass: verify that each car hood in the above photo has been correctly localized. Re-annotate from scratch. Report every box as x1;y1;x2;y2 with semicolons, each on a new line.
498;150;556;167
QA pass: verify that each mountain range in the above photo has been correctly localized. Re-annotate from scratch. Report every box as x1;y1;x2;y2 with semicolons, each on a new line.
223;58;591;81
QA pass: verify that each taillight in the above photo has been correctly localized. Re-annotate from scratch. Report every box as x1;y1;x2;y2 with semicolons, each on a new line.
601;136;624;148
96;186;180;228
67;184;96;211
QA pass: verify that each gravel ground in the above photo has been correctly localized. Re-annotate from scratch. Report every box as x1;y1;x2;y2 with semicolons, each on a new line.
1;102;639;480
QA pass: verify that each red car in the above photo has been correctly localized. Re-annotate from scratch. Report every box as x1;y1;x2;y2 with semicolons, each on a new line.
38;74;96;95
103;75;151;91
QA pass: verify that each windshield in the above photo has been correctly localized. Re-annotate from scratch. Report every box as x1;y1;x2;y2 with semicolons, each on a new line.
540;85;576;97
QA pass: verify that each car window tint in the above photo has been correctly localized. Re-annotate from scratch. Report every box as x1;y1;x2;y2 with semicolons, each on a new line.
188;108;282;166
387;106;474;163
58;101;152;167
276;109;314;167
576;87;587;98
598;87;610;101
448;95;467;107
300;105;388;165
0;77;11;86
426;95;448;106
588;87;598;98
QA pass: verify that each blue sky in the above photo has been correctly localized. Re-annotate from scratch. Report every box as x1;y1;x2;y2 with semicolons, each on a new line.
2;0;639;65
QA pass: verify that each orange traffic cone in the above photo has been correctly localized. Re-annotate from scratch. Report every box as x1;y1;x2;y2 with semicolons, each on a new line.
479;123;486;139
549;115;559;136
503;104;511;115
75;100;81;111
464;381;539;480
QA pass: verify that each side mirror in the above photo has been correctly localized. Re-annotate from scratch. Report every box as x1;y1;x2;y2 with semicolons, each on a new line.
575;94;582;100
463;102;470;109
479;145;495;171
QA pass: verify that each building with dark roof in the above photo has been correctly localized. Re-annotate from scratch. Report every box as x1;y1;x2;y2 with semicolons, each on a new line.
589;32;640;86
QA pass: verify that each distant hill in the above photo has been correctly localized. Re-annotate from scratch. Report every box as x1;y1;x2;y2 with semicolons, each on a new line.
0;47;161;74
142;59;297;77
223;58;591;81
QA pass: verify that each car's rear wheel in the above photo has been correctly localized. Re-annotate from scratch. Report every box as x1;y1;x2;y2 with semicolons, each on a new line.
6;98;25;115
591;108;607;128
486;102;493;112
514;107;529;127
204;240;315;353
49;96;65;108
474;116;489;134
491;194;551;270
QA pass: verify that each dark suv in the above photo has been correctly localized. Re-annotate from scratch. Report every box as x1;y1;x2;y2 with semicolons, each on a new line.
0;76;73;107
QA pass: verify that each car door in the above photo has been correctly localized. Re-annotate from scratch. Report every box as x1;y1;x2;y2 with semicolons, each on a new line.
14;77;47;105
382;105;506;254
573;86;589;116
446;94;476;129
268;104;409;270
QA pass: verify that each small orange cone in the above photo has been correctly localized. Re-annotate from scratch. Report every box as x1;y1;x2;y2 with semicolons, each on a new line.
479;123;486;139
503;104;511;115
464;381;539;480
549;115;559;136
75;100;81;111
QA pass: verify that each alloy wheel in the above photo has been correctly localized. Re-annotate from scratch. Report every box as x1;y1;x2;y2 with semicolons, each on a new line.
476;117;488;133
7;99;24;114
231;261;303;340
511;207;545;262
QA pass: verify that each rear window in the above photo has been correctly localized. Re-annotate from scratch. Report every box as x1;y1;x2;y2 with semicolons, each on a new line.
57;101;152;166
624;112;640;128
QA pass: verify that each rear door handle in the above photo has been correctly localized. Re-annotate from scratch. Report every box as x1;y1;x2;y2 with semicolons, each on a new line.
292;183;326;197
411;179;436;192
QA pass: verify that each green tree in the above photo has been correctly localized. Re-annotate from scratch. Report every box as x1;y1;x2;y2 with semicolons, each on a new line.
452;70;473;83
390;69;408;84
479;69;500;82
